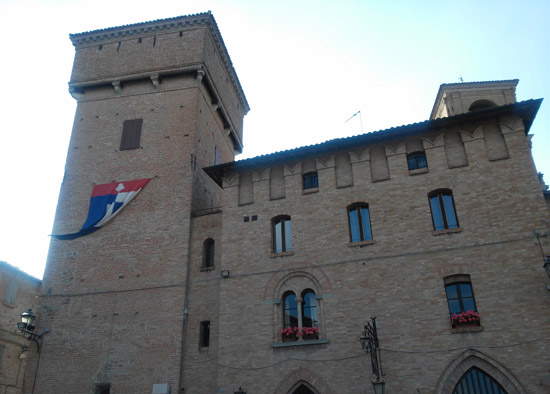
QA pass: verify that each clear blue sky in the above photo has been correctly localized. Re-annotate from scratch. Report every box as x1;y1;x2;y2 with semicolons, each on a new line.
1;0;548;278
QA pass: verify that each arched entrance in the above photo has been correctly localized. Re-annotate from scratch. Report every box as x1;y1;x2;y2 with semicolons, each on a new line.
435;349;526;394
292;384;316;394
453;367;508;393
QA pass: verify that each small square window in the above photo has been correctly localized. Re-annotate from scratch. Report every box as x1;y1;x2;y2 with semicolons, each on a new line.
302;172;319;189
407;151;428;170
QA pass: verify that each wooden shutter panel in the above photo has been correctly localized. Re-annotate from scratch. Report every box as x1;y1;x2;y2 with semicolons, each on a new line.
120;119;143;150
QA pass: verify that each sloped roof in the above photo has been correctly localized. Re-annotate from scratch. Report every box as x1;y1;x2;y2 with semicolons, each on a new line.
204;98;542;186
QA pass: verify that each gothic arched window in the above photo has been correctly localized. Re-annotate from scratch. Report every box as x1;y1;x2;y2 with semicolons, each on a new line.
453;367;508;394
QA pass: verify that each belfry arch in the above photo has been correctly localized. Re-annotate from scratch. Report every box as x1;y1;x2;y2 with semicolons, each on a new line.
435;349;527;394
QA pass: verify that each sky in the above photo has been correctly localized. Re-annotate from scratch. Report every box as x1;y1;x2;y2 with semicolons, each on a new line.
0;0;548;279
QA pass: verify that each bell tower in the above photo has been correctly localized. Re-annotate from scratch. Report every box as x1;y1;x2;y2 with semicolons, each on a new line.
430;79;518;119
37;12;248;394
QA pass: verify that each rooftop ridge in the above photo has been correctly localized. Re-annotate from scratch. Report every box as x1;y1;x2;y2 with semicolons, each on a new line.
69;12;212;41
439;79;519;88
69;12;249;112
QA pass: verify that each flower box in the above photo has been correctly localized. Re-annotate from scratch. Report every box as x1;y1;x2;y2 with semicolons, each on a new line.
281;326;320;341
450;310;480;328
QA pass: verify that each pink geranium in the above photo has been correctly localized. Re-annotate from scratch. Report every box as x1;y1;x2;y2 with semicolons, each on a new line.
281;326;320;337
450;311;480;327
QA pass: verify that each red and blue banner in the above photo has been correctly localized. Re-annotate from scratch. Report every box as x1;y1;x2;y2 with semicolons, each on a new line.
52;178;151;240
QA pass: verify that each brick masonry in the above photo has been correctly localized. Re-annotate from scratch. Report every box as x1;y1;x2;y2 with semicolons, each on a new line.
32;12;549;394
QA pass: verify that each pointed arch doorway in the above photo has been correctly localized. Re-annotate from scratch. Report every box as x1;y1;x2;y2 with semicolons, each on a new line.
453;367;508;394
289;382;318;394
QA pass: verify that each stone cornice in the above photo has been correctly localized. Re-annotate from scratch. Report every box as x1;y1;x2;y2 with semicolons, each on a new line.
69;12;249;113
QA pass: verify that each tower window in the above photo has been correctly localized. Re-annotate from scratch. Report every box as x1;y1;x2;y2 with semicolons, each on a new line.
120;119;143;151
302;172;319;189
199;320;210;347
428;189;459;231
272;215;292;253
347;203;372;242
202;239;215;271
407;151;428;170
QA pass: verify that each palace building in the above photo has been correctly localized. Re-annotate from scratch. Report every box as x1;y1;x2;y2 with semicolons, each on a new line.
24;12;550;394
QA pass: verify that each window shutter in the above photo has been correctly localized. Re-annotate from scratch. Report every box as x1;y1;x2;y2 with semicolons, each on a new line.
120;119;143;150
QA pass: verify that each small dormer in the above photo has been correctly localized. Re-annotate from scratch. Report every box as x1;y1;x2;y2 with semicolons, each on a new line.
430;79;518;119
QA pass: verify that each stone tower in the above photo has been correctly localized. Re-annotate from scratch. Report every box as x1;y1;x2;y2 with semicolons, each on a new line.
37;13;248;394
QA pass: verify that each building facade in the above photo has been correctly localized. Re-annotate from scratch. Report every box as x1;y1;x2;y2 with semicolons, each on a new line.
0;261;41;394
34;12;549;394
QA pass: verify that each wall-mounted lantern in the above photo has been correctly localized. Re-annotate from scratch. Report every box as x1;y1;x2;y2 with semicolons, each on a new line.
360;317;385;394
16;309;48;351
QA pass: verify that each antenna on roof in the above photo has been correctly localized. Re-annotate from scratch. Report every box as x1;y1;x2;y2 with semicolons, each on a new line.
345;110;363;132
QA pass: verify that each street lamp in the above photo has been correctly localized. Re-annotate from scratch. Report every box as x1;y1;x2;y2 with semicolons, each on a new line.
234;387;246;394
17;309;37;335
16;309;48;349
360;317;385;394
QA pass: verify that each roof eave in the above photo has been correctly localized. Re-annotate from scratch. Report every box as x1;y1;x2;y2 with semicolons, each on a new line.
205;98;542;187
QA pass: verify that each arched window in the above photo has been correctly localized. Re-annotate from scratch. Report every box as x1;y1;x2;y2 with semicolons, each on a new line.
301;290;319;339
453;367;508;394
272;215;292;253
282;291;298;328
468;99;497;112
428;189;459;231
282;292;298;342
202;238;215;270
281;289;320;342
407;151;428;170
347;203;372;242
